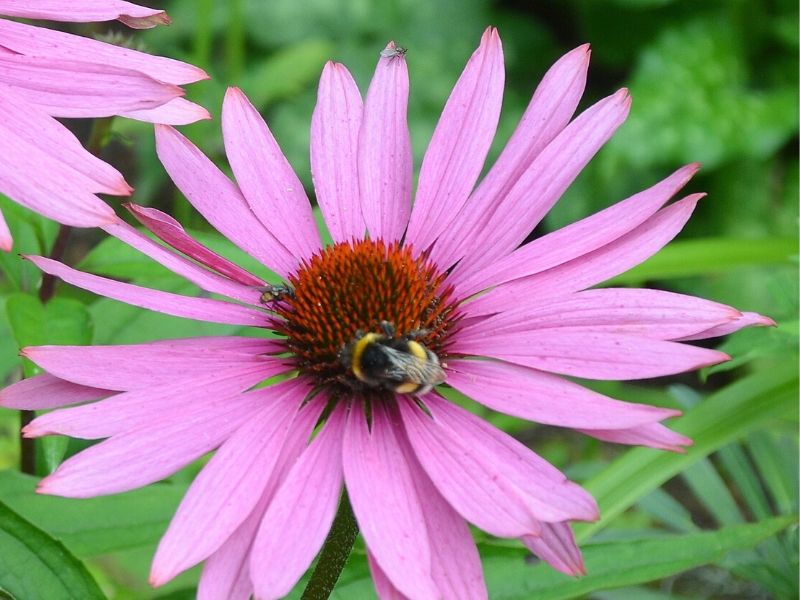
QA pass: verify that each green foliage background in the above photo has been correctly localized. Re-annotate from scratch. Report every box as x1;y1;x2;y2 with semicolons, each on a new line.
0;0;797;598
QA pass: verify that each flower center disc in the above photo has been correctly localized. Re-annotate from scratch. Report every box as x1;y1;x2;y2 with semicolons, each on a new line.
273;239;458;393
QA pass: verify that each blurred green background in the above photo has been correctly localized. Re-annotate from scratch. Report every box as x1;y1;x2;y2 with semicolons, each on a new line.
0;0;797;598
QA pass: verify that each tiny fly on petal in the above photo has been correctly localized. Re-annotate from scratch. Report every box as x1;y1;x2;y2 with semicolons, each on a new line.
380;45;407;59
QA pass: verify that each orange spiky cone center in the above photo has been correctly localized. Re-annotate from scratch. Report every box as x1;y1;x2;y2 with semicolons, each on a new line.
272;239;459;394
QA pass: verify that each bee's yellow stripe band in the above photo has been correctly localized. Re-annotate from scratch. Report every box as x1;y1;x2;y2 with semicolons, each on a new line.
351;332;379;382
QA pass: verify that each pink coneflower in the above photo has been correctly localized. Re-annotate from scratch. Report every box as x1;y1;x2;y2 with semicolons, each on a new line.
0;1;209;250
1;28;772;599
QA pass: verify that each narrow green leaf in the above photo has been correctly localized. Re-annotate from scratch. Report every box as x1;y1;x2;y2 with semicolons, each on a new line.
575;362;798;541
606;237;796;284
636;488;698;532
0;499;105;600
717;437;798;582
483;517;795;600
746;431;798;516
0;470;186;557
681;459;744;526
718;444;772;521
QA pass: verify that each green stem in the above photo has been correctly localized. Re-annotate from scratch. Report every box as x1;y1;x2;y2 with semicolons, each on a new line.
20;117;115;475
193;0;214;67
225;0;245;80
301;493;359;600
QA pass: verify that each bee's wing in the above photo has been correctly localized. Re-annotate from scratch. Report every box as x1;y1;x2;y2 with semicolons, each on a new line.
381;347;445;385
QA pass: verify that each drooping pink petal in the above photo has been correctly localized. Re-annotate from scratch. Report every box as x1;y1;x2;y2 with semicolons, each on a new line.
405;27;504;252
25;255;268;326
0;208;10;251
310;61;365;242
0;87;132;195
464;194;704;317
37;389;267;498
452;329;729;380
521;522;585;577
579;422;692;452
222;87;320;259
155;125;297;277
453;163;699;295
0;159;115;227
0;18;208;85
677;311;776;341
22;337;281;391
446;359;680;429
358;42;412;242
401;432;488;599
250;403;346;599
367;553;406;600
429;44;591;270
458;288;739;342
0;1;170;29
101;219;263;304
343;400;439;599
450;89;631;279
399;395;598;537
120;97;211;125
0;55;183;118
125;204;264;287
197;396;326;600
0;113;119;227
23;366;273;439
0;374;110;410
152;380;310;586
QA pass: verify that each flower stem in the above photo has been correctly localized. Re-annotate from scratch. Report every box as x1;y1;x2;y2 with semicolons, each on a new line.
301;492;359;600
20;117;115;475
37;225;72;303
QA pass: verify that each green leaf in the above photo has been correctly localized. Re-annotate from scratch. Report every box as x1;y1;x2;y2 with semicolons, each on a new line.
0;296;19;382
746;431;799;516
0;498;105;600
703;319;798;377
606;17;799;170
575;361;798;541
482;517;795;600
0;470;186;557
681;458;744;526
39;436;69;475
5;294;92;378
606;237;796;285
239;39;335;108
636;488;698;533
6;294;92;349
0;194;58;294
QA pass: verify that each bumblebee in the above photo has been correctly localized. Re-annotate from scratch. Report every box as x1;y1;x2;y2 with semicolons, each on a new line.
342;322;445;395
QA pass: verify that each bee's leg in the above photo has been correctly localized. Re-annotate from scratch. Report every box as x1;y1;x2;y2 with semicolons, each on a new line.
380;321;396;337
